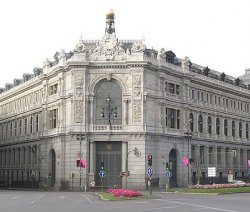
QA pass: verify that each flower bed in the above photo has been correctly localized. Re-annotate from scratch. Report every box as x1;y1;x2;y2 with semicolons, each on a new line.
189;183;250;189
106;188;142;197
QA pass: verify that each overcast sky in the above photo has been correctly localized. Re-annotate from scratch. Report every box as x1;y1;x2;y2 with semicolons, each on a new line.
0;0;249;87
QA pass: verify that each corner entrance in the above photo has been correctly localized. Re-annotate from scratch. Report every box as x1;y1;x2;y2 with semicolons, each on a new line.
95;141;122;188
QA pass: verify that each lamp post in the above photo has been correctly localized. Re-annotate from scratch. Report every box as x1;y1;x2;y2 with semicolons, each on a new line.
101;95;117;125
77;134;85;191
184;119;193;186
125;147;141;188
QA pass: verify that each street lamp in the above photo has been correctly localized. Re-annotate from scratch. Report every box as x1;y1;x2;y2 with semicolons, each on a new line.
77;134;85;191
184;119;193;186
125;147;141;188
101;95;117;125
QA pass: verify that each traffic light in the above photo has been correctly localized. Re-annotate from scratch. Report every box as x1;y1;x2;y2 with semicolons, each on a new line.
148;155;152;166
101;161;104;170
169;162;173;170
166;162;169;170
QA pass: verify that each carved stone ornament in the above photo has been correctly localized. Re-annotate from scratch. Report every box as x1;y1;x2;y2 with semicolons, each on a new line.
90;34;125;61
131;39;146;53
43;58;51;69
74;76;84;123
133;100;141;122
74;39;86;53
182;56;191;71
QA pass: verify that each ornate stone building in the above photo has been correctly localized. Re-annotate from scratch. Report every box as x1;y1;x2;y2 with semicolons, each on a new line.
0;10;250;190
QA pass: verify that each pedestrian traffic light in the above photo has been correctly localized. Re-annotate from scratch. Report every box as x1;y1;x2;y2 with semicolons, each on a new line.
148;155;152;166
166;162;169;170
101;161;104;170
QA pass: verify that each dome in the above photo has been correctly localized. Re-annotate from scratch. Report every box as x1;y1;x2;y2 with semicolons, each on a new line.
106;9;115;19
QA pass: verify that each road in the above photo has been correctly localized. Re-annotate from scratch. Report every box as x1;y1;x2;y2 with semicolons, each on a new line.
0;190;249;212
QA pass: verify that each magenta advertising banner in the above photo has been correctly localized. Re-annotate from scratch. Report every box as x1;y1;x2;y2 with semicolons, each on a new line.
248;160;250;167
182;157;189;166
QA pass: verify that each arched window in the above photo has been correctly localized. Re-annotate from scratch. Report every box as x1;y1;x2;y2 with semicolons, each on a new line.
198;115;203;133
232;121;235;137
207;116;212;134
224;119;228;136
95;79;122;125
189;113;194;132
239;122;242;138
246;123;249;139
216;118;220;135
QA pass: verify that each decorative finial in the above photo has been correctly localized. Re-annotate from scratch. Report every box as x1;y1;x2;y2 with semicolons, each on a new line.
105;9;115;35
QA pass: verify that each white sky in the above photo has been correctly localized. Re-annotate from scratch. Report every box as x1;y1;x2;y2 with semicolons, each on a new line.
0;0;249;87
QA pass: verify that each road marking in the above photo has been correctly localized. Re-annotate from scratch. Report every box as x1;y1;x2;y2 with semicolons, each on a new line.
138;206;179;211
30;194;45;204
167;200;240;212
10;196;20;200
60;196;66;199
81;194;99;204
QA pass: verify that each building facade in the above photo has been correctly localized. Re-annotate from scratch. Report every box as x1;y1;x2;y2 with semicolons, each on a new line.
0;10;250;190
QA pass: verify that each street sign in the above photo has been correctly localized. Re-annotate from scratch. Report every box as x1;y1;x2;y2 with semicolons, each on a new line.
208;167;216;177
147;167;153;176
166;171;172;177
99;170;106;178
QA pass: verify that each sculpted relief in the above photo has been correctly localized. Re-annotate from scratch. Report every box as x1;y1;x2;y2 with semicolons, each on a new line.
74;76;84;123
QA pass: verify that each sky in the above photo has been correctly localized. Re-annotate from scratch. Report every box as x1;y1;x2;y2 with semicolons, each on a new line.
0;0;249;87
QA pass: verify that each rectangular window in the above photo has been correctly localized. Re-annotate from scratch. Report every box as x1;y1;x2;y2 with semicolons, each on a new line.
177;110;180;129
169;83;175;94
217;147;221;165
49;83;58;95
240;150;243;165
49;109;58;129
200;146;205;164
169;109;175;128
165;108;168;127
225;148;229;165
201;92;204;102
176;85;180;95
209;147;213;164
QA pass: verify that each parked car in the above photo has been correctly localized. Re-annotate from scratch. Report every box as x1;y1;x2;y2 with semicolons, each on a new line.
232;180;246;185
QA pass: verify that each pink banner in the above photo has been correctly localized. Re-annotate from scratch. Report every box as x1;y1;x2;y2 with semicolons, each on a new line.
80;159;86;168
248;160;250;167
182;157;189;166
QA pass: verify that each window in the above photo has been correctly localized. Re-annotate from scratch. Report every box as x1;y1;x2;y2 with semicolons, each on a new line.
19;119;22;135
189;113;194;132
169;109;175;128
215;95;217;104
35;115;39;132
201;92;204;102
209;147;213;164
169;83;175;94
176;85;180;95
14;121;17;136
30;116;33;133
10;122;13;137
49;109;58;129
216;118;220;135
200;146;205;164
217;147;221;165
197;91;200;100
224;119;228;136
232;121;235;137
198;115;203;133
49;84;58;95
246;123;249;139
207;93;209;102
207;116;212;134
225;148;229;164
191;90;195;99
240;149;243;165
24;118;28;134
166;108;180;129
239;122;242;138
210;94;212;103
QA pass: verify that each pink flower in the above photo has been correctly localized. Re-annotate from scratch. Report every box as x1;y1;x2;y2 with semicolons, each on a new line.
106;188;142;197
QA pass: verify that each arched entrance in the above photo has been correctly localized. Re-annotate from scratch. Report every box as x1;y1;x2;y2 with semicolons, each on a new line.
169;149;177;187
49;149;56;186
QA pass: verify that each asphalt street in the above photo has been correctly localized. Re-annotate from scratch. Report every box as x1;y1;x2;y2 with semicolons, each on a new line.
0;190;249;212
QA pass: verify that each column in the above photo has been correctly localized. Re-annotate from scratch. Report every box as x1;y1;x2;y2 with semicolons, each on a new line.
89;99;94;125
243;149;248;170
221;147;226;171
193;112;198;133
123;99;128;125
89;141;94;174
220;117;224;138
235;120;239;139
